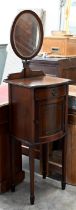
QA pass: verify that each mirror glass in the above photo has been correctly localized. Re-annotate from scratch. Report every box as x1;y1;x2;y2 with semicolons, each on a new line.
10;10;43;60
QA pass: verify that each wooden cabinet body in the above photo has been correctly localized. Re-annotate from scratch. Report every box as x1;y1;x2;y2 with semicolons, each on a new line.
42;37;76;56
29;57;76;83
66;85;76;185
0;104;24;193
67;112;76;185
7;75;69;147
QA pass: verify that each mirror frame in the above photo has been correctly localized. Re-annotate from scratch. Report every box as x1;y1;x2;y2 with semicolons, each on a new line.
10;10;43;60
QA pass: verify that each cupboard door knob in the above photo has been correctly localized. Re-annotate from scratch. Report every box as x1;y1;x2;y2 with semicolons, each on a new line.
35;120;39;125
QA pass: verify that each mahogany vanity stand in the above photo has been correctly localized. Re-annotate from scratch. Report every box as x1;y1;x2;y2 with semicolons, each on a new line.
5;10;70;205
6;60;69;204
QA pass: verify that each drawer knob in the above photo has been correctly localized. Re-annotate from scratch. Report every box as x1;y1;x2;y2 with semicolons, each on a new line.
52;88;56;96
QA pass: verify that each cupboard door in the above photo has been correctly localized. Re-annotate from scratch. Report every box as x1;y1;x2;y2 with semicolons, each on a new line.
35;94;66;143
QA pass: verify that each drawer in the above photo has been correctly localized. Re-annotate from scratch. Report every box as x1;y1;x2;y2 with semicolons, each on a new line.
35;85;66;101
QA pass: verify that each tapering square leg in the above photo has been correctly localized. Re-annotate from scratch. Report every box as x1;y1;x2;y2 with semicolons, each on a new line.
11;137;16;192
29;147;35;204
41;143;49;179
62;136;66;190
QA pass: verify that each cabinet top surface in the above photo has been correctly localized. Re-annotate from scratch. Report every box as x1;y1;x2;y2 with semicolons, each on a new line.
69;85;76;97
44;36;76;40
6;75;70;88
32;56;76;63
31;56;76;65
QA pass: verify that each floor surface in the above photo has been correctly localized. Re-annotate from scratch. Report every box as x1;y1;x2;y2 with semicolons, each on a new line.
0;156;76;210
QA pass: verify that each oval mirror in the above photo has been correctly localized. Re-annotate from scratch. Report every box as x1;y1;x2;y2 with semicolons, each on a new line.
10;10;43;60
